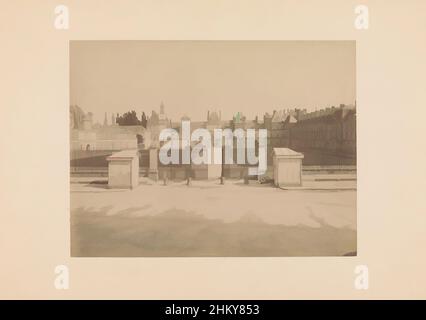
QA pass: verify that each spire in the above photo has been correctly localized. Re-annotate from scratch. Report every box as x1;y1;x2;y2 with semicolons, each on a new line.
160;101;165;115
103;112;108;126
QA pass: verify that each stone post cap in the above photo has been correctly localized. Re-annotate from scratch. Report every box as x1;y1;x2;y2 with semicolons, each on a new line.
107;149;139;161
273;148;304;159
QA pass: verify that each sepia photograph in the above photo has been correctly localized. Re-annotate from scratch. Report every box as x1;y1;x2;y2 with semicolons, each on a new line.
70;40;357;257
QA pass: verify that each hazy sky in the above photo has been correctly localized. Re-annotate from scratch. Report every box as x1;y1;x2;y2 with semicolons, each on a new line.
70;41;355;124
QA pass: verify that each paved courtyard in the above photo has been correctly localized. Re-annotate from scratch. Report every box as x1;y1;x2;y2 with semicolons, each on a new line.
71;177;356;257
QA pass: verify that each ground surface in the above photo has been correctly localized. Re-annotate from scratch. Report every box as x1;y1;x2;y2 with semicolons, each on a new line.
71;177;356;257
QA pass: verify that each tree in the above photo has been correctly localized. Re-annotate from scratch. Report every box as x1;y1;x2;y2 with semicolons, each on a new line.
116;110;141;126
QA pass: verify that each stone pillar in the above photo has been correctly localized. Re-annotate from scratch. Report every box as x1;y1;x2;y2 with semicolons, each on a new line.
107;149;139;189
148;147;159;181
273;148;304;187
